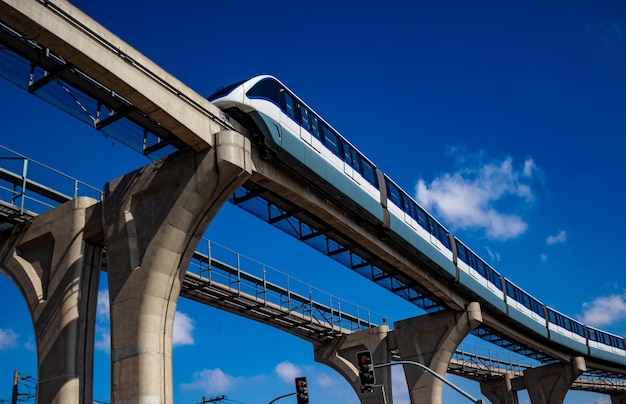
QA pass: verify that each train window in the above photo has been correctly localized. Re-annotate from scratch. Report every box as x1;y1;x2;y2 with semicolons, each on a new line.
284;92;297;120
208;78;247;100
484;264;502;289
506;281;544;317
246;78;284;109
343;143;357;168
359;158;378;187
402;194;417;219
573;322;586;337
321;124;341;156
589;329;625;349
475;258;486;277
428;219;451;248
456;242;469;265
386;181;403;208
548;309;586;337
414;205;428;229
300;105;310;130
309;114;320;139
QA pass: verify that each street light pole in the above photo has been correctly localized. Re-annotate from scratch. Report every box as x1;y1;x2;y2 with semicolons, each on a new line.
373;361;484;404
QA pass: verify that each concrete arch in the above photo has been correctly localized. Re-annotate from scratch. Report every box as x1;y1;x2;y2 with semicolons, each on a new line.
102;131;251;403
0;197;102;404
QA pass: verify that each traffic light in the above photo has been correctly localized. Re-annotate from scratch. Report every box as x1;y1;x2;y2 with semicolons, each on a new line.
356;350;376;389
294;376;309;404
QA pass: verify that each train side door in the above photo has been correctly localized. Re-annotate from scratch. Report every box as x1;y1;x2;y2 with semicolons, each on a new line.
299;104;313;146
279;89;302;144
343;145;360;184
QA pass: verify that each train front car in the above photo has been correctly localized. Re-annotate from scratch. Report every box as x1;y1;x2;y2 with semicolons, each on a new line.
208;75;283;156
210;75;386;230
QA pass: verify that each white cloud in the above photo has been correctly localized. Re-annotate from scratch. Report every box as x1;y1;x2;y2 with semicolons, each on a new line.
485;246;501;262
522;159;536;177
316;373;338;388
173;311;195;346
182;368;238;394
275;361;302;383
578;293;626;327
0;328;19;350
415;153;536;240
97;289;110;320
546;230;567;245
24;338;36;352
95;325;111;353
539;253;548;262
95;289;111;353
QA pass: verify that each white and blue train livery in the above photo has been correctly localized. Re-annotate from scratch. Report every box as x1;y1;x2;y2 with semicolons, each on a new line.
208;74;626;368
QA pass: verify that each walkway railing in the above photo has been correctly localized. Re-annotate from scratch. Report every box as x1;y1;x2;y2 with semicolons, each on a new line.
188;239;388;337
0;145;101;216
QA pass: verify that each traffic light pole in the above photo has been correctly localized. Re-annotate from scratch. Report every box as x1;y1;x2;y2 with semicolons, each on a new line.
373;361;483;404
267;391;296;403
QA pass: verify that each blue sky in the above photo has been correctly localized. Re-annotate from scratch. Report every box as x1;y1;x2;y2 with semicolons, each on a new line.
0;0;625;403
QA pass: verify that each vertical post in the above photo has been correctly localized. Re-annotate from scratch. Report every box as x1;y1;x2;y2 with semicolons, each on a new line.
262;266;268;303
12;370;18;404
20;158;28;212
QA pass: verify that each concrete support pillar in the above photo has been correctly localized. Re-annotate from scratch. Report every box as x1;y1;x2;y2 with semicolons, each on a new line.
314;325;392;404
523;356;586;404
102;131;251;403
480;372;519;404
0;197;102;404
611;391;626;404
392;302;482;404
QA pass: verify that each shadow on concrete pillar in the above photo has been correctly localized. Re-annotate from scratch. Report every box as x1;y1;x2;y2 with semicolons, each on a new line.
480;372;519;404
392;302;482;404
523;356;586;404
314;325;393;403
0;197;102;404
102;131;251;403
611;391;626;404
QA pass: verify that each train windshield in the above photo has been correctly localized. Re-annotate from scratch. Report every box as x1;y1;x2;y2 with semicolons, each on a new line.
207;79;248;101
246;78;286;110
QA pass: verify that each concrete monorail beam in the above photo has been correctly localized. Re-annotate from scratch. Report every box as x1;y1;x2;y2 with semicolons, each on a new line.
0;0;235;151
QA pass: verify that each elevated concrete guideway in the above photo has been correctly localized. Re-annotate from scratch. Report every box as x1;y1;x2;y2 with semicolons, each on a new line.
0;0;240;152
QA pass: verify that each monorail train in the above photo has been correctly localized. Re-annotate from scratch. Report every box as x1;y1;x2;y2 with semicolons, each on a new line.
208;74;626;367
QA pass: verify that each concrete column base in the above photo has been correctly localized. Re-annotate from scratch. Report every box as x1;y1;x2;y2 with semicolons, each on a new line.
523;356;586;404
0;197;101;404
480;372;520;404
314;325;392;404
392;302;482;404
